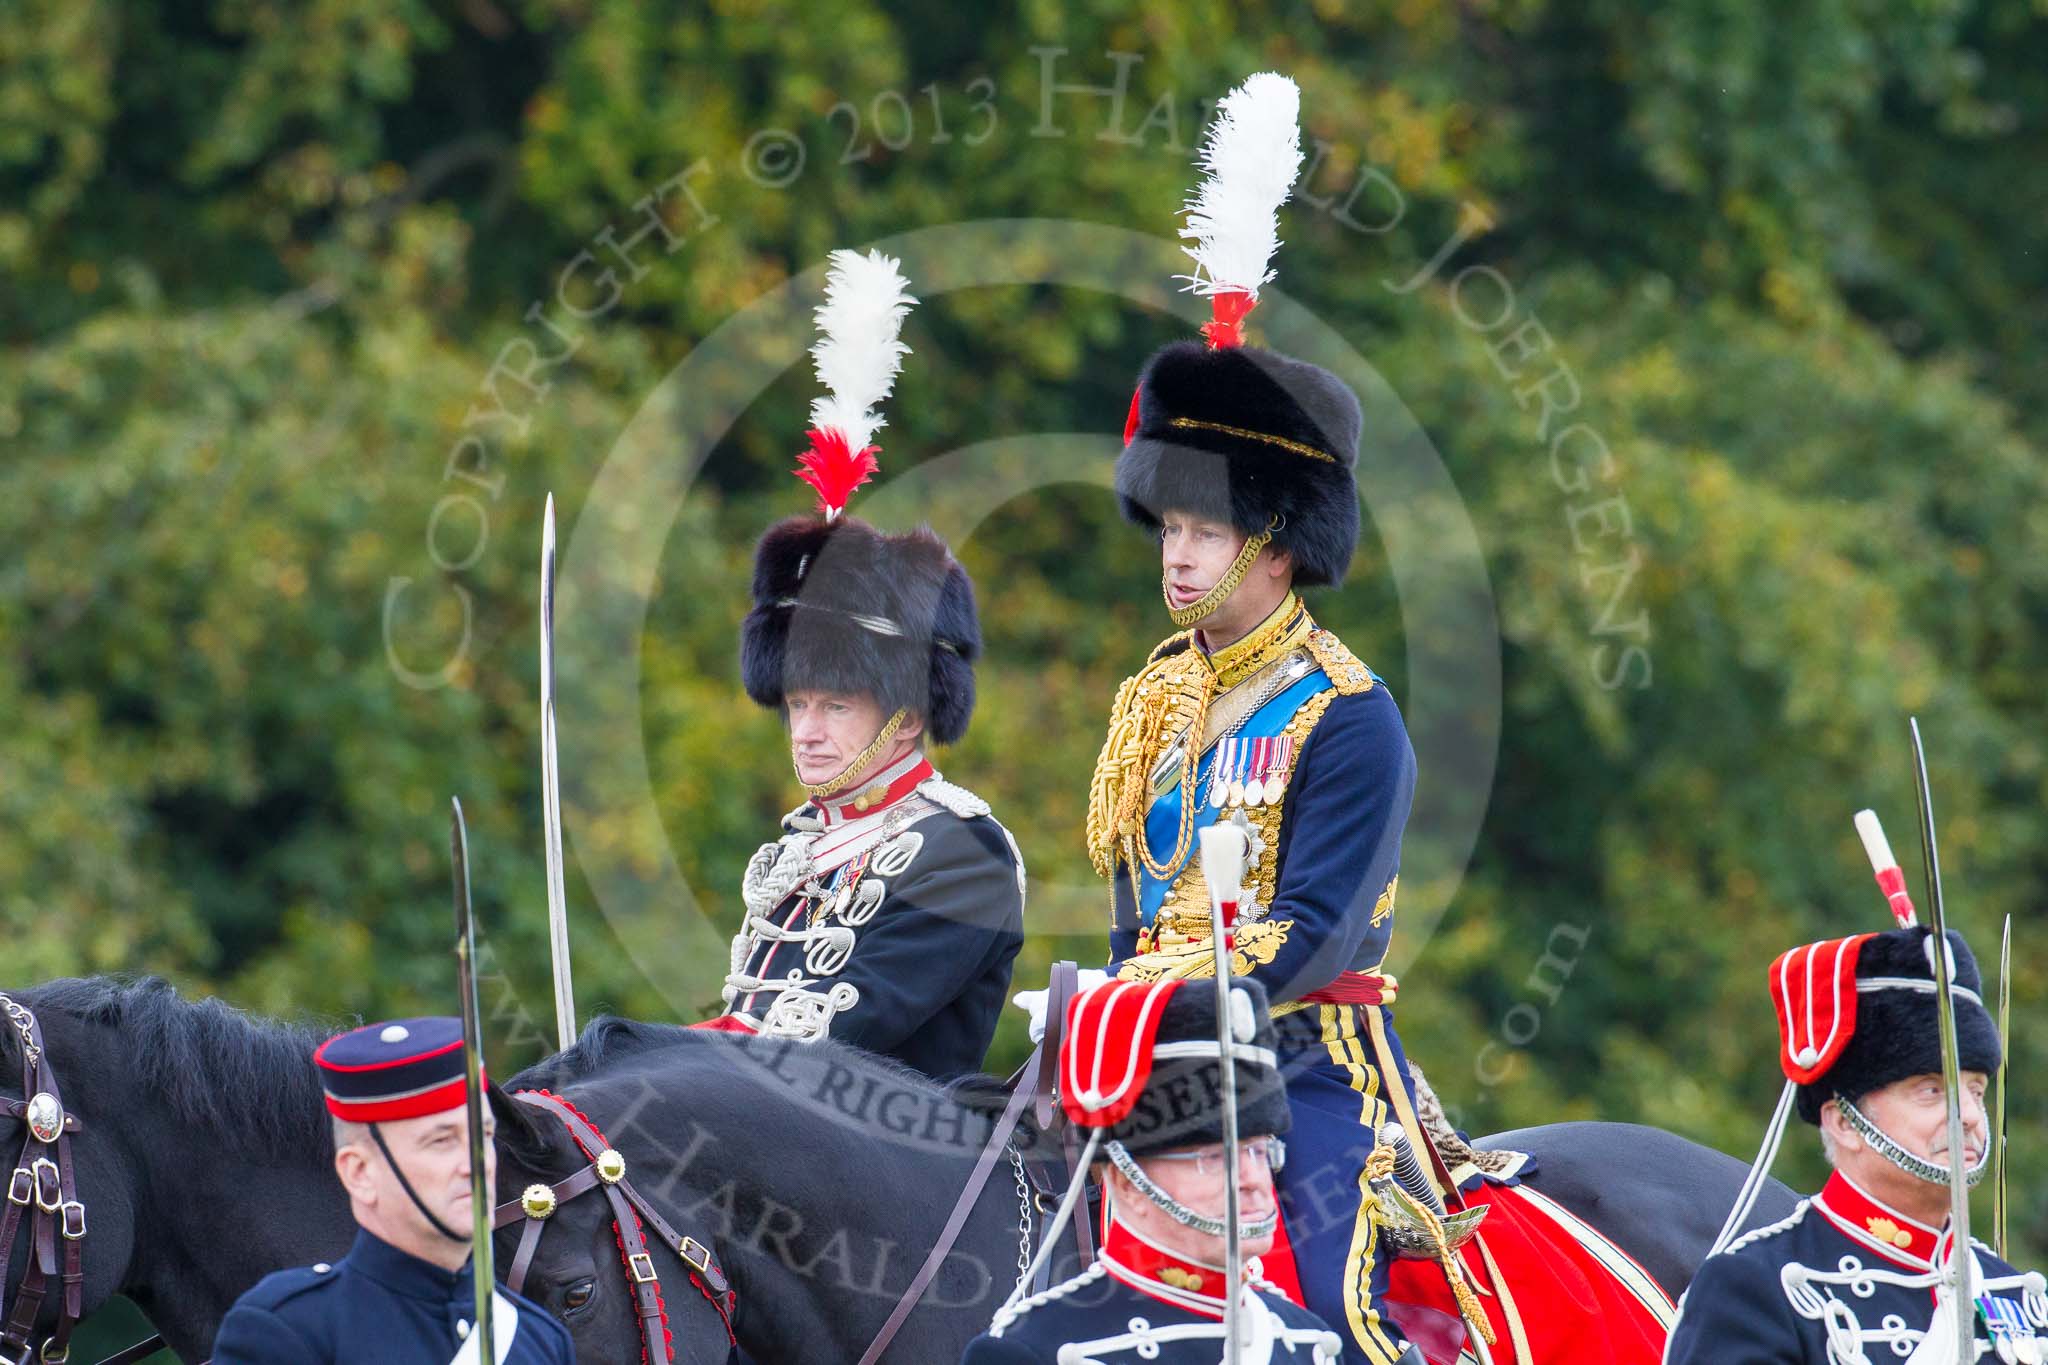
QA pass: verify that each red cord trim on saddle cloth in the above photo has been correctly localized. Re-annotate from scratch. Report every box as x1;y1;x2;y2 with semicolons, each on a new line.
520;1096;679;1365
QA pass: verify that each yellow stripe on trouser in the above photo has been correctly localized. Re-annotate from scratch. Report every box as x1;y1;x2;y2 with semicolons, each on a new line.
1321;1005;1406;1365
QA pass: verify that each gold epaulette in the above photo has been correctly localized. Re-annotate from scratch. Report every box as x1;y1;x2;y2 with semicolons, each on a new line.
1305;629;1376;695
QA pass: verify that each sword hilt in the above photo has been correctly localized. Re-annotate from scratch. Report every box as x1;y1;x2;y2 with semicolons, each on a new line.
1377;1122;1445;1217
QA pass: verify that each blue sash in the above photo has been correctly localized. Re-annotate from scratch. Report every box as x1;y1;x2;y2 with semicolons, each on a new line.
1137;668;1333;924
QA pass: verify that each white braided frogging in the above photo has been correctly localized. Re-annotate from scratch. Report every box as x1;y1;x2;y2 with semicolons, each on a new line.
1782;1252;2048;1364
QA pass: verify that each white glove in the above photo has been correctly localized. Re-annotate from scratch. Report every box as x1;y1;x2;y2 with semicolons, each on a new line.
1012;969;1111;1044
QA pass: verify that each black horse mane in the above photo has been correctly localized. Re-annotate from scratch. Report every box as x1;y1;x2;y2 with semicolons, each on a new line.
11;977;336;1165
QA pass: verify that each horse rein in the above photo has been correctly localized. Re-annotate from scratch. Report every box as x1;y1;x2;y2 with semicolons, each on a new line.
493;1089;735;1364
0;993;90;1365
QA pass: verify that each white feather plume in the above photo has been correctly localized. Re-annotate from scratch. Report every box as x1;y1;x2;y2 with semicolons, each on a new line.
1179;72;1304;298
808;248;917;452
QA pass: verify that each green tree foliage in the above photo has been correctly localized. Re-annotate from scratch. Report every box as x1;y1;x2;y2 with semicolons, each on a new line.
7;9;2048;1351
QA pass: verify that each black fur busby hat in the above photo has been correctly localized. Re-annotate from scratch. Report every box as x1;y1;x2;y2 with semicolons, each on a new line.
1063;977;1291;1157
737;248;981;745
741;515;981;745
1117;340;1362;588
1780;927;2003;1125
1113;72;1363;589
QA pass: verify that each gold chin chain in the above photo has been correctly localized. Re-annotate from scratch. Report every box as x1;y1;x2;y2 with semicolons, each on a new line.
798;707;908;801
1164;519;1278;629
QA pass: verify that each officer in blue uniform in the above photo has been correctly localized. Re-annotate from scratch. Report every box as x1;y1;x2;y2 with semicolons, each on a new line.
212;1017;574;1364
962;977;1345;1363
1086;76;1424;1365
701;249;1024;1081
1666;927;2048;1363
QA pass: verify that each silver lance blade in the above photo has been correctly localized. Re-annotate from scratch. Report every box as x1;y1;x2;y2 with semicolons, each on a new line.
451;797;496;1364
1995;912;2011;1260
1908;717;1972;1358
541;494;576;1053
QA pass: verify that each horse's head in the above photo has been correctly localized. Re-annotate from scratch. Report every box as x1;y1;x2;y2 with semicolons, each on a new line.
0;978;357;1358
490;1081;739;1365
0;984;142;1347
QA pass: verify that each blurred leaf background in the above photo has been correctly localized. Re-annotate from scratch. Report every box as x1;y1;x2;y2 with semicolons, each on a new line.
6;0;2048;1348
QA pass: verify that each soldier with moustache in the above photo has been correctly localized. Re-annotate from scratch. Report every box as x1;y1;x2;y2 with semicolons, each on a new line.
212;1017;575;1363
697;249;1025;1081
1666;926;2048;1364
1084;75;1426;1365
962;976;1347;1363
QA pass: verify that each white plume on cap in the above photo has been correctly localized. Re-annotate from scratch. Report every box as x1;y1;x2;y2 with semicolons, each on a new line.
807;248;917;454
1179;72;1304;299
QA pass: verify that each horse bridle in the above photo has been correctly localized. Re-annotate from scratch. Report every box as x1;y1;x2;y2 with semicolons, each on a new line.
493;1089;736;1364
0;999;736;1365
0;993;90;1365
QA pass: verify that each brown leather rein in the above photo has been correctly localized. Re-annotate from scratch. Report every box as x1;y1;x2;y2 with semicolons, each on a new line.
492;1089;735;1364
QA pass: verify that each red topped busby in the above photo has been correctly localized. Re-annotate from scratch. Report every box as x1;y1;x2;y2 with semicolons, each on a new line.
1114;73;1363;589
738;249;983;744
314;1017;480;1124
1770;926;2001;1125
1059;977;1289;1156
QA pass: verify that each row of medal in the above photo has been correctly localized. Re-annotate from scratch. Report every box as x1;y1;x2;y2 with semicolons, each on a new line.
1205;736;1298;810
1983;1294;2045;1364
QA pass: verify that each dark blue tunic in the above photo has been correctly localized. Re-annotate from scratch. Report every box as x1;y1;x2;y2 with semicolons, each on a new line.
1666;1173;2048;1363
211;1229;575;1364
717;768;1026;1081
959;1254;1345;1362
1101;613;1422;1364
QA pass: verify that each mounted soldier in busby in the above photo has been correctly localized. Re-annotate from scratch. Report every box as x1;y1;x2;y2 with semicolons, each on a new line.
1669;773;2048;1365
697;247;1026;1081
1666;924;2044;1364
962;975;1346;1363
1083;72;1430;1362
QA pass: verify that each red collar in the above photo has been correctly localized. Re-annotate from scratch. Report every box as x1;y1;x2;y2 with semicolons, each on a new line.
1814;1171;1945;1270
1100;1218;1229;1318
814;754;932;828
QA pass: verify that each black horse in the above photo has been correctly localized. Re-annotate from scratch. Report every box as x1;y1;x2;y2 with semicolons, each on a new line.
0;979;1798;1362
494;1017;1804;1364
0;978;357;1360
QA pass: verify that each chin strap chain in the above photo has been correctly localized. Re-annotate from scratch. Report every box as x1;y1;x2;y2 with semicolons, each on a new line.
1837;1095;1992;1189
1163;520;1277;629
797;708;908;801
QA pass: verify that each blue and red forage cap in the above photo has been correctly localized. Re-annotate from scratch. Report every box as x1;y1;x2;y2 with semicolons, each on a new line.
314;1017;482;1124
